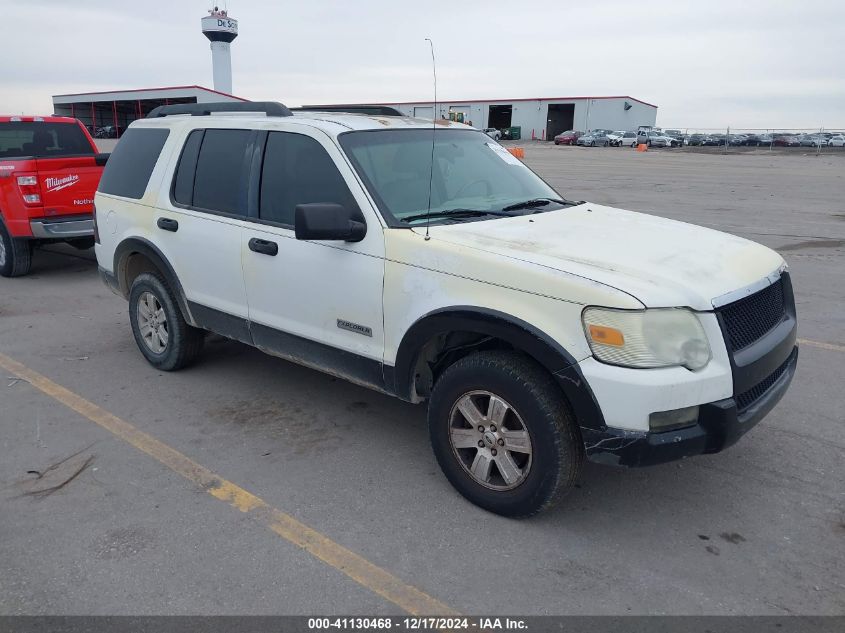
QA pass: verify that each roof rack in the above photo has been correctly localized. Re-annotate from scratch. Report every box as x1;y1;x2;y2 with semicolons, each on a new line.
146;101;292;118
293;105;405;117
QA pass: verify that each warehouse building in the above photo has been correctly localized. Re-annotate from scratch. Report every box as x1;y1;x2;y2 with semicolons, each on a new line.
52;88;657;142
51;85;246;138
307;95;657;140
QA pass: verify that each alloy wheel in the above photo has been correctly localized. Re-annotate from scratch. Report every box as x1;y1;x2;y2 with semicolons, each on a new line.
448;390;533;490
137;291;169;354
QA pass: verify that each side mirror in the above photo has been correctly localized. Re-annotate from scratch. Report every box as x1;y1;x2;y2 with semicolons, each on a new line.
95;153;110;166
294;203;366;242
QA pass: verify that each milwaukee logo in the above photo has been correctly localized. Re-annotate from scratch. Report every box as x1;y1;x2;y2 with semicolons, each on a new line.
44;174;79;192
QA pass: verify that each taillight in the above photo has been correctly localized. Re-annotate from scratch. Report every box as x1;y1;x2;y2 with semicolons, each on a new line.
92;203;100;244
16;175;41;205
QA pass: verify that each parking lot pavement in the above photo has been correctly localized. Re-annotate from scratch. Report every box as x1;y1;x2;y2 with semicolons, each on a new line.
1;150;844;615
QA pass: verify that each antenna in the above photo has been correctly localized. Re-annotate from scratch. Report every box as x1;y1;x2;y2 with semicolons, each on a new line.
423;37;437;241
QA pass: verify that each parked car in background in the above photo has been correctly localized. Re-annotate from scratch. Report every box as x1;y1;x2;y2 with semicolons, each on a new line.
754;133;774;146
483;128;501;141
577;131;610;147
800;134;827;147
686;134;706;146
610;131;638;147
728;134;747;146
828;134;845;147
94;125;120;139
664;130;685;144
553;130;582;145
0;115;107;276
773;135;800;147
637;130;678;148
701;134;726;146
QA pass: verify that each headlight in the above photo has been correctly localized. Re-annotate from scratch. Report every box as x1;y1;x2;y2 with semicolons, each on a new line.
582;307;711;370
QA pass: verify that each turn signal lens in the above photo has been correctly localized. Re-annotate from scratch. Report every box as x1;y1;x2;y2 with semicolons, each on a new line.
22;194;41;204
582;307;712;370
588;324;625;347
17;176;37;186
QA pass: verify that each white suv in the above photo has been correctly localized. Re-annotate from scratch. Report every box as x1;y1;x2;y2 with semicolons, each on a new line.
94;102;798;517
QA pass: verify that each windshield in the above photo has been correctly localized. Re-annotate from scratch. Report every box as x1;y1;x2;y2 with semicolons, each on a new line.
0;122;94;159
339;129;563;224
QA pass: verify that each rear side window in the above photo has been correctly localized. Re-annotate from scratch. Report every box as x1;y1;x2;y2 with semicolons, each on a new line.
192;129;251;214
259;132;356;226
0;122;94;159
172;130;204;206
99;128;169;199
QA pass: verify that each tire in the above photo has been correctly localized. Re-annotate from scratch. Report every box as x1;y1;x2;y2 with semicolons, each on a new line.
0;219;33;278
428;351;583;517
603;141;609;147
128;272;204;371
631;142;637;148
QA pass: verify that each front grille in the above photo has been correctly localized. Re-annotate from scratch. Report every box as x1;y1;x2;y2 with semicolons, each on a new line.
718;278;787;351
736;355;792;411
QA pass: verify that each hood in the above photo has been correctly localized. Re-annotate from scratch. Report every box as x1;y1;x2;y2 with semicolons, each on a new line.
421;203;784;310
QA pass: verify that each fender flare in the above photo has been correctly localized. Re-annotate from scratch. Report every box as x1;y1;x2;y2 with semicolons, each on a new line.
112;237;194;325
392;306;605;431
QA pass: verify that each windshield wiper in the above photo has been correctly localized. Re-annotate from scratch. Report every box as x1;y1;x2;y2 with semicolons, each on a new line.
501;197;576;211
400;208;515;224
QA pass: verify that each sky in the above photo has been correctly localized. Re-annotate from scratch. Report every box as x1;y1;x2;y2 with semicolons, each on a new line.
3;0;844;129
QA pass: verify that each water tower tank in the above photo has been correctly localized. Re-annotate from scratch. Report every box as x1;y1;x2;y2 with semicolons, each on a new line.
201;7;238;94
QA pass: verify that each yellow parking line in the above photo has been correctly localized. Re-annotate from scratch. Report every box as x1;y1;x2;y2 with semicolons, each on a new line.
0;351;457;616
798;338;845;353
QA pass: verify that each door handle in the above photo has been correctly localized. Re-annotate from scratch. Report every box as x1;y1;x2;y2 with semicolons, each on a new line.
157;217;179;232
248;237;278;256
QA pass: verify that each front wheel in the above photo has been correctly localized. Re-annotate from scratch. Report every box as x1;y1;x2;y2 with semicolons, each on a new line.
128;272;205;371
428;351;583;517
0;220;32;278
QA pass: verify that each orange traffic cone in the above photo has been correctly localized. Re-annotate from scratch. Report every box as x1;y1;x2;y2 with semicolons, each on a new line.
636;143;647;152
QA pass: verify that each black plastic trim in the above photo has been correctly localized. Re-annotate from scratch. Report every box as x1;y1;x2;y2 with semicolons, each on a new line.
112;237;193;324
98;266;120;296
147;102;291;118
295;105;405;117
188;302;252;346
249;322;391;395
584;346;798;467
393;306;605;430
717;272;797;396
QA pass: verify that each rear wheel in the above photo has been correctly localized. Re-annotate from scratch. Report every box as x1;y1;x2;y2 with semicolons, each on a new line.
128;272;204;371
428;351;582;517
0;220;33;278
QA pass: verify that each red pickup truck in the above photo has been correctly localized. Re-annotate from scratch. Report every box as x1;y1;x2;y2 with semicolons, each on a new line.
0;115;107;277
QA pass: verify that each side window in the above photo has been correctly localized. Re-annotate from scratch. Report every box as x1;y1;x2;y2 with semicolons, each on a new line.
98;128;169;199
192;129;251;215
172;129;204;206
259;131;357;226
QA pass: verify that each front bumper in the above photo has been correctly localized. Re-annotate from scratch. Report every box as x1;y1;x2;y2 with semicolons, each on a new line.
583;346;798;467
30;215;93;239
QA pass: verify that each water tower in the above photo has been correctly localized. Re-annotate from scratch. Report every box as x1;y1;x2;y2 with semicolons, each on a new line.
201;7;238;94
